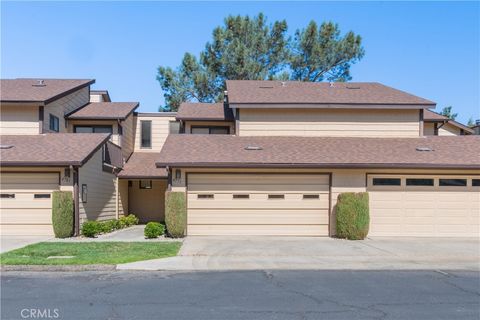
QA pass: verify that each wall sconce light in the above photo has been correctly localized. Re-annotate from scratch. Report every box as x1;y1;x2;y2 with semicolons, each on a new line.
175;169;181;180
64;168;71;178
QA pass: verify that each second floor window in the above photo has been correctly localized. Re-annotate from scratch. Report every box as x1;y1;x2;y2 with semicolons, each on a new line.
141;120;152;148
74;125;113;134
49;114;59;132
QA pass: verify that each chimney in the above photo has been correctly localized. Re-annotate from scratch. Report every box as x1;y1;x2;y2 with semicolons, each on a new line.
281;81;286;87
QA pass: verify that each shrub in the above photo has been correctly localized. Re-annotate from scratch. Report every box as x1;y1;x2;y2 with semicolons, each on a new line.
144;222;165;239
165;192;187;238
52;191;74;238
336;192;370;240
98;220;120;233
81;221;100;238
119;214;139;228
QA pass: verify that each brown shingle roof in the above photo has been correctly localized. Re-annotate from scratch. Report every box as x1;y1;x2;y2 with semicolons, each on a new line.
1;79;94;104
118;153;167;178
157;135;480;169
226;81;436;107
67;102;139;120
177;103;234;121
0;133;110;166
424;110;474;134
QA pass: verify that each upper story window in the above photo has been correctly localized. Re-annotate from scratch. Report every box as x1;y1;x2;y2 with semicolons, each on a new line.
191;126;230;135
141;120;152;148
74;125;113;134
49;114;59;132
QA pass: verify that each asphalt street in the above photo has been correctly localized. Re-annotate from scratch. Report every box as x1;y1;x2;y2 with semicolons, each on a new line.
1;270;479;320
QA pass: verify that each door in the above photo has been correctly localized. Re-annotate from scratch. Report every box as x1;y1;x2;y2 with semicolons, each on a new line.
368;175;480;237
0;173;60;236
187;173;330;236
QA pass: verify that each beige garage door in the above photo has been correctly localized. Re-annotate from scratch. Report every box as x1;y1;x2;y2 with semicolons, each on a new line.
368;175;480;237
187;173;330;236
0;173;60;236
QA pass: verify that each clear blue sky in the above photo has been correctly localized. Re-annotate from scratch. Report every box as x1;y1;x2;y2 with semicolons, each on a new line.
2;1;479;123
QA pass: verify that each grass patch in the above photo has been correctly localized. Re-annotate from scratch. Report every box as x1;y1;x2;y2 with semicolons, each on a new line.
0;242;181;265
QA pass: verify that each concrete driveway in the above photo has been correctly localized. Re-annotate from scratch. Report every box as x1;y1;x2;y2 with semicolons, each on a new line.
118;236;480;271
0;235;52;253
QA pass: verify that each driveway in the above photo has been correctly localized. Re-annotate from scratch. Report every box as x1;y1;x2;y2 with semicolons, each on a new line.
118;236;480;271
0;235;52;253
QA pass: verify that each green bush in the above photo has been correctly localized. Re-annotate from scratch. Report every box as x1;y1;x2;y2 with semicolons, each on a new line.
119;214;139;228
81;221;100;238
336;192;370;240
98;220;120;233
144;222;165;239
52;191;74;238
165;192;187;238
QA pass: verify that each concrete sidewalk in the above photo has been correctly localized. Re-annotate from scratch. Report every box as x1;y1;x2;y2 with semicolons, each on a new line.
0;235;52;253
117;236;480;271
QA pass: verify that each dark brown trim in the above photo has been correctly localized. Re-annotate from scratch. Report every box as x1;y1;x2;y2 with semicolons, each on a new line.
64;101;91;118
419;109;424;136
229;102;436;108
73;124;113;133
434;123;439;135
135;112;177;117
38;106;44;134
118;176;168;180
156;162;480;170
73;167;80;236
190;125;230;134
177;118;234;122
66;103;139;120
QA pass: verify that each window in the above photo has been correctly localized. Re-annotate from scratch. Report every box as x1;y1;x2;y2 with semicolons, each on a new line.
303;194;320;199
406;178;434;186
233;194;249;199
191;126;230;135
141;121;152;148
74;125;113;133
81;184;87;203
169;121;180;134
49;114;59;132
34;194;51;199
0;194;15;199
439;179;467;187
472;179;480;187
139;180;152;189
372;178;401;186
118;124;123;135
198;194;214;199
268;194;285;199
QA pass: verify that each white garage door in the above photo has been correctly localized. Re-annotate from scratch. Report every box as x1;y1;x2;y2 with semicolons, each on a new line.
187;173;330;236
368;175;480;237
0;173;60;236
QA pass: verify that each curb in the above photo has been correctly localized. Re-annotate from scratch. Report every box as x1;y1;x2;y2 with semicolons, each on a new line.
1;264;116;272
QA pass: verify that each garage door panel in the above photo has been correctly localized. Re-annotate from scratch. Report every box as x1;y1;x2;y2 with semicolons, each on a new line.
404;209;435;217
0;173;58;184
189;174;329;185
188;224;328;236
1;209;53;224
0;199;52;209
189;198;329;210
188;184;330;193
0;224;53;236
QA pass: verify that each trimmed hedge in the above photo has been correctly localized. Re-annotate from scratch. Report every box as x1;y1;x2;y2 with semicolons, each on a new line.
81;221;99;238
52;191;74;238
336;192;370;240
165;192;187;238
81;214;140;238
144;222;165;239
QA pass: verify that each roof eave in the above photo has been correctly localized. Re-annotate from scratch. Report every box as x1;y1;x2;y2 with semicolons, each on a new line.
229;103;436;109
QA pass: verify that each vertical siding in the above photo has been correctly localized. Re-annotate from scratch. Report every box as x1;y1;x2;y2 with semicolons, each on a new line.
44;87;90;133
78;147;118;223
239;108;420;137
134;115;177;152
121;114;135;159
0;105;39;135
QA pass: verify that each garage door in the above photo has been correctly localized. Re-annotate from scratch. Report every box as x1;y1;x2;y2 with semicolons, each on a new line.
187;174;330;236
368;175;480;237
0;173;60;236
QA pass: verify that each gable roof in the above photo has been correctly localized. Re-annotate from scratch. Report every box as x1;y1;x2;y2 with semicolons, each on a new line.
0;78;94;104
118;152;167;179
424;109;474;134
226;81;436;108
67;102;139;120
157;135;480;169
177;103;234;121
0;133;110;167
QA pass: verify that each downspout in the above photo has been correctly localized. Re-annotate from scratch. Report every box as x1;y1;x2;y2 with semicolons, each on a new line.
73;166;80;236
115;176;119;219
166;166;172;191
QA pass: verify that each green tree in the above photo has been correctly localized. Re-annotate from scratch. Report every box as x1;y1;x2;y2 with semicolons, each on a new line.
157;14;365;110
467;117;475;127
440;106;458;120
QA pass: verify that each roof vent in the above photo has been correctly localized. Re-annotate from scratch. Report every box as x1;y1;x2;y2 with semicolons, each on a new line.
0;144;14;149
346;86;361;89
329;82;334;87
281;81;286;87
32;79;46;87
259;86;274;89
416;146;433;152
244;145;263;151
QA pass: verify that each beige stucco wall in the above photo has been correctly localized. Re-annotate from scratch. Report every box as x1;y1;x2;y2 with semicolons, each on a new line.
78;147;118;223
184;120;235;134
238;108;421;137
0;105;40;135
44;87;90;133
134;115;177;152
128;179;168;223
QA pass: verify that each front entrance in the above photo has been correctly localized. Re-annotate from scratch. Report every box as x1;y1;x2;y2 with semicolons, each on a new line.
186;173;330;236
127;179;168;223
